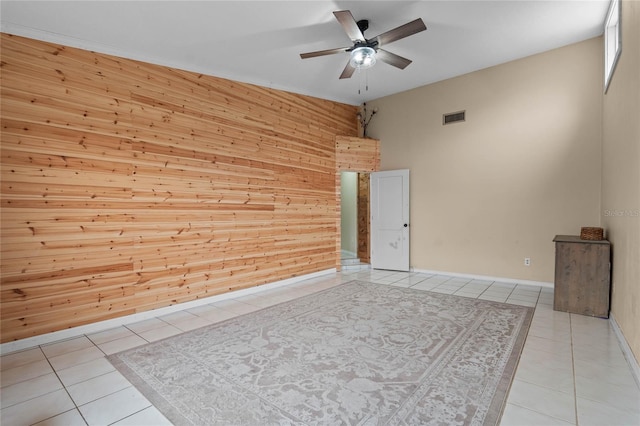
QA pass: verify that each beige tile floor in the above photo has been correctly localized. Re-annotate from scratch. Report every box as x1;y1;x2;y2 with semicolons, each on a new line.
1;270;639;425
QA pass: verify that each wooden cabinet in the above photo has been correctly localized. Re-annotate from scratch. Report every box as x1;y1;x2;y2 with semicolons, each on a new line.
553;235;611;318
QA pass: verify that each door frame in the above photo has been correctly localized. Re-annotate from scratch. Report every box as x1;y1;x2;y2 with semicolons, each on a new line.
335;136;380;271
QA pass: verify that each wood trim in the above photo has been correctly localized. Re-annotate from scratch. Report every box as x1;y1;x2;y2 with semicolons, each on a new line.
357;173;371;263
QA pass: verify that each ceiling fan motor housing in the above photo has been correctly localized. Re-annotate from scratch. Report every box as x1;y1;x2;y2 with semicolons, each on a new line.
357;19;369;33
348;40;379;52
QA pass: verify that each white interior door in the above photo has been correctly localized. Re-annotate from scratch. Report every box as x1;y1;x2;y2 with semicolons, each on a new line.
370;169;410;271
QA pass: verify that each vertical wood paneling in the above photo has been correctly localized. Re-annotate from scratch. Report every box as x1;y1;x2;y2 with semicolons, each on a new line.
358;173;371;263
0;33;357;342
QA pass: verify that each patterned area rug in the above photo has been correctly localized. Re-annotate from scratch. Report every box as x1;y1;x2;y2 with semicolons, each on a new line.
108;281;533;425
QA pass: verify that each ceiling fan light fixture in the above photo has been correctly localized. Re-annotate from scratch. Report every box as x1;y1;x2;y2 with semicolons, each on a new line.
350;46;377;69
299;10;426;79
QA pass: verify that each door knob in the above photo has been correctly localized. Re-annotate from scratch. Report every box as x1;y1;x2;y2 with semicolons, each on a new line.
404;224;408;228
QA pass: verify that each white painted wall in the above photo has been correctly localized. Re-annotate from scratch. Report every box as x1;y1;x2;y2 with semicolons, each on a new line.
367;38;603;282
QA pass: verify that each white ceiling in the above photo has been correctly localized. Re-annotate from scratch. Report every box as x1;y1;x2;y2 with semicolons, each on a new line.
1;1;610;105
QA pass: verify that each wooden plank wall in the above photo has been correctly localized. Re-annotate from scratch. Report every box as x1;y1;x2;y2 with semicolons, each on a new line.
0;33;358;343
357;173;371;263
335;137;380;172
335;136;380;269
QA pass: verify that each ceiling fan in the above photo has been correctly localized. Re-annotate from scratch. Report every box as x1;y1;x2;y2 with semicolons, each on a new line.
300;10;427;79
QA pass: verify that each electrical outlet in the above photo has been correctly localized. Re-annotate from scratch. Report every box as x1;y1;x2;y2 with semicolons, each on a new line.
524;257;531;266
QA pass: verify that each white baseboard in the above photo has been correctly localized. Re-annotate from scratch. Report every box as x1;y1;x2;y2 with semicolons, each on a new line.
610;313;640;389
411;268;554;289
0;268;336;355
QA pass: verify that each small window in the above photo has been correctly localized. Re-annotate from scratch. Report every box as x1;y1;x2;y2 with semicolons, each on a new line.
604;0;621;93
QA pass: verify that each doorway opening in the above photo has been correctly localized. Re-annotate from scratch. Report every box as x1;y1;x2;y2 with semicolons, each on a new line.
340;171;371;269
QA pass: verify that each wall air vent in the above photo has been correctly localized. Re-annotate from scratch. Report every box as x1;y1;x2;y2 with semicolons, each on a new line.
443;110;466;125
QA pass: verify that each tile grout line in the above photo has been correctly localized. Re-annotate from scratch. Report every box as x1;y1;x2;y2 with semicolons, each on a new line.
40;344;90;426
0;348;53;411
35;333;147;424
5;273;604;426
105;406;151;426
43;336;149;425
503;297;579;425
569;314;580;426
59;334;110;425
37;313;210;424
